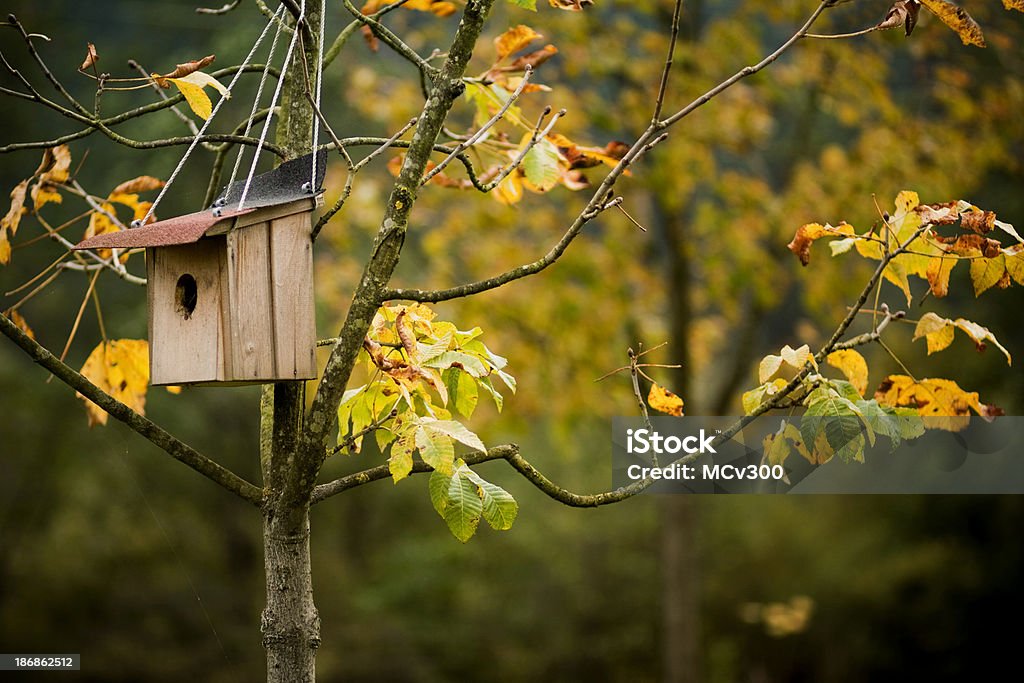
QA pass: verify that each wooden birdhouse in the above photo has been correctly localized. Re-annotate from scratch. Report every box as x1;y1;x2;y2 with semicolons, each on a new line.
73;153;324;386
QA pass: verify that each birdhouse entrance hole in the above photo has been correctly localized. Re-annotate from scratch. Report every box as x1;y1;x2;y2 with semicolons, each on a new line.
175;274;198;320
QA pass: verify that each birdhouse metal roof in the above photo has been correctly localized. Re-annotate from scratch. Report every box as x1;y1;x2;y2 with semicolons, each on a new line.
72;150;327;251
72;207;255;250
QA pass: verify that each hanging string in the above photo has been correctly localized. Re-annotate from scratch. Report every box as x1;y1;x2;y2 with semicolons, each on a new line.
135;5;284;227
225;5;286;192
237;0;306;211
310;0;326;191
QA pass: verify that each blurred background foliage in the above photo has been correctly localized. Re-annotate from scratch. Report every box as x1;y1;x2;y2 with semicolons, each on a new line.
2;0;1023;681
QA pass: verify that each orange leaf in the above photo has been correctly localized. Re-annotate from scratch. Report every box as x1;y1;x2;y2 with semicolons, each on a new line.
111;175;164;195
786;222;855;266
495;25;543;61
648;383;684;417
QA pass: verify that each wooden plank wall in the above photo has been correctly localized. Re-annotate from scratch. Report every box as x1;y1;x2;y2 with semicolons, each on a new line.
147;241;224;384
268;212;317;379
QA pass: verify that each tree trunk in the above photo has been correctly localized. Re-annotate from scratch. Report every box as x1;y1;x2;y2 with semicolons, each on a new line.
262;3;322;680
262;503;320;683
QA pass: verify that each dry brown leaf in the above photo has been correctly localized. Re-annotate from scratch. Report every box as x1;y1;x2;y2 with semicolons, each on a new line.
80;42;99;71
1;179;30;240
506;44;559;71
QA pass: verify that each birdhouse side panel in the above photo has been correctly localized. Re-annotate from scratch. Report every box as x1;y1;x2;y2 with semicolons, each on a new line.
225;222;276;380
146;241;226;385
269;211;317;379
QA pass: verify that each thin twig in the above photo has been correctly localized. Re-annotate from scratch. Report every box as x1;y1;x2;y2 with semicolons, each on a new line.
421;66;534;186
652;0;684;123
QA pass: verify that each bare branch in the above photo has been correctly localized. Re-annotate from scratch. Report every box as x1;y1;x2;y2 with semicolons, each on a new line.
0;313;264;506
196;0;241;14
310;443;654;507
341;0;435;77
652;0;684;123
384;2;833;304
421;66;534;186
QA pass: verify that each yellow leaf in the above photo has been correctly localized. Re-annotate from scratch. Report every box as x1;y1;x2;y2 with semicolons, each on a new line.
165;385;182;394
0;237;10;266
742;378;788;414
31;182;62;210
36;145;72;185
84;201;121;240
494;171;524;205
919;0;986;46
2;179;30;237
1004;245;1024;285
826;349;868;396
648;383;684;417
174;70;230;99
4;309;34;339
952;318;1012;365
874;375;998;432
969;254;1005;296
894;190;919;216
925;255;959;297
912;312;955;354
167;76;213;120
495;25;542;60
1006;0;1024;12
76;339;151;427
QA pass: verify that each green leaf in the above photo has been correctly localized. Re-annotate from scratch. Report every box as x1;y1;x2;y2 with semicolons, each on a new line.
802;393;865;463
460;467;518;531
506;0;538;10
444;470;484;542
478;376;504;413
424;351;489;377
415;427;455;475
522;138;562;192
429;469;451;518
419;418;486;452
829;237;858;256
443;368;480;419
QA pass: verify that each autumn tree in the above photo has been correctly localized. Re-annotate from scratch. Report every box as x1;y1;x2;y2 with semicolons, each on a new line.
2;1;1023;681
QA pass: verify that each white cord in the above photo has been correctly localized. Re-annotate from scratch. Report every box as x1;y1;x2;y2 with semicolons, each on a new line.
237;0;306;210
310;0;326;190
226;5;286;192
137;5;284;226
